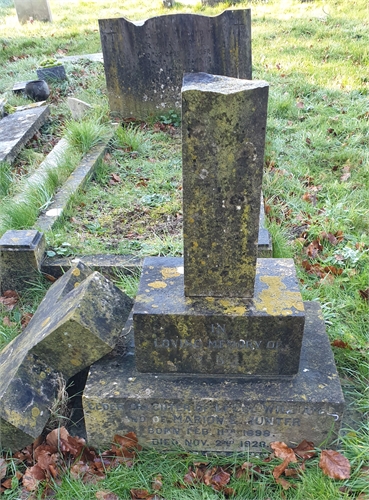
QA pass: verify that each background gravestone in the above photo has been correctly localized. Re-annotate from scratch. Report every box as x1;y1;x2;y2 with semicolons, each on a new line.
99;9;251;119
13;0;52;23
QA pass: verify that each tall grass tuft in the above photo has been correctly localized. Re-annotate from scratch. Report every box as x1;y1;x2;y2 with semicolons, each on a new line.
115;124;151;156
65;119;112;154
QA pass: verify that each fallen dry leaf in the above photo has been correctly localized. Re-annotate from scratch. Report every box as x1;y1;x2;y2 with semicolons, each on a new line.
320;232;338;245
96;491;120;500
276;476;295;490
273;457;291;480
305;239;323;258
22;465;46;491
130;489;151;499
2;316;15;327
331;339;351;349
152;474;163;491
319;450;351;480
270;442;297;462
293;440;316;460
0;458;7;480
0;290;19;310
21;312;33;329
210;467;231;491
359;289;369;302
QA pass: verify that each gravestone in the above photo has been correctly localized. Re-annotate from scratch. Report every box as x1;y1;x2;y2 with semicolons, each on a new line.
83;73;344;453
14;0;52;23
99;10;252;119
0;262;133;451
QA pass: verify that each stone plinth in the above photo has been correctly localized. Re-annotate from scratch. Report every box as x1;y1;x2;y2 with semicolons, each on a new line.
99;10;252;119
182;74;269;297
14;0;52;23
0;262;133;451
0;230;45;293
83;302;344;453
133;257;305;376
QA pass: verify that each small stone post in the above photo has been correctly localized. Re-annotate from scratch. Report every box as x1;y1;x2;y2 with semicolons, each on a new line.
0;230;45;293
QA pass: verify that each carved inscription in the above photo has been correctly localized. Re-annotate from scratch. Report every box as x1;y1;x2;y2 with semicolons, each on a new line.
85;400;339;452
153;323;282;351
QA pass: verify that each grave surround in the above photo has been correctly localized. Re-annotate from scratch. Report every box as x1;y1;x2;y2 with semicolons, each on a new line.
83;73;344;453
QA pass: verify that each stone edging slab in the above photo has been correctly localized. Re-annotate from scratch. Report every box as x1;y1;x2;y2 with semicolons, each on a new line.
36;132;114;232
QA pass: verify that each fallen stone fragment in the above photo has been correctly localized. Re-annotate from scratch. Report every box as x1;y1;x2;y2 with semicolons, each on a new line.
0;262;133;451
67;97;93;120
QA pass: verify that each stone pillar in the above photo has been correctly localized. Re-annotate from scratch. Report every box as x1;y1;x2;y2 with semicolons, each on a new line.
182;73;269;297
0;230;45;293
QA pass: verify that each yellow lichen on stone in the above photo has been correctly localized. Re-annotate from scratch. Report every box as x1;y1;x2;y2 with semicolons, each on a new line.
41;317;50;328
255;276;304;315
74;282;80;288
148;281;167;289
161;267;181;279
72;268;81;277
219;299;246;315
31;407;40;418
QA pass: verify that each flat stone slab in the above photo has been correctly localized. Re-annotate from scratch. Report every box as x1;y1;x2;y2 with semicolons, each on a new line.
83;302;344;453
133;257;305;376
0;262;133;451
99;10;252;119
0;105;49;164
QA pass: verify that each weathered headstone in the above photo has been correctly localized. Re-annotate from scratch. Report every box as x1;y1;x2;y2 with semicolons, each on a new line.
0;230;45;294
0;262;133;451
14;0;52;23
99;10;252;119
83;73;344;453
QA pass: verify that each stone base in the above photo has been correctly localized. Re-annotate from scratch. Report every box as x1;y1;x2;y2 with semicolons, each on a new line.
133;257;305;376
83;302;344;453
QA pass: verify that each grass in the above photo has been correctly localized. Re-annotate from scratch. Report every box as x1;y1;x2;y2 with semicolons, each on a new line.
0;0;368;498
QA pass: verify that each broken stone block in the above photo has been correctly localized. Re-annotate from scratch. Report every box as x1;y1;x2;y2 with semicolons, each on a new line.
0;262;133;451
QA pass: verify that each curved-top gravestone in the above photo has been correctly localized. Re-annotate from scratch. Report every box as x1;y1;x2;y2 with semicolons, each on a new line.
99;9;252;119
